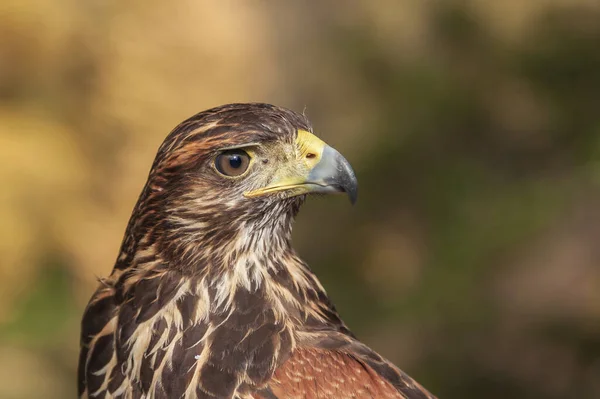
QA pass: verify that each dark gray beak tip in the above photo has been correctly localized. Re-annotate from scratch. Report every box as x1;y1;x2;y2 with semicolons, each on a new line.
341;170;358;205
348;184;358;205
331;147;358;205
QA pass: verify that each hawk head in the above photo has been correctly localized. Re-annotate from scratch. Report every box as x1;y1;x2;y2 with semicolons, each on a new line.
120;103;357;275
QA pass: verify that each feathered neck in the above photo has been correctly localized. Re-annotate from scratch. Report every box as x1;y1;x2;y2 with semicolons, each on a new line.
107;181;347;337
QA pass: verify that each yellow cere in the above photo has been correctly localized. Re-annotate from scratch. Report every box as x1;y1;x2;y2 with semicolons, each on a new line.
296;129;326;169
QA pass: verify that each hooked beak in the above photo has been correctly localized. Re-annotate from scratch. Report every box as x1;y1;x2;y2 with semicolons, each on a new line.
244;130;358;204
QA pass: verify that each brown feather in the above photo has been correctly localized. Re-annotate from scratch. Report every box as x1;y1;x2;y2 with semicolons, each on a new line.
268;348;406;399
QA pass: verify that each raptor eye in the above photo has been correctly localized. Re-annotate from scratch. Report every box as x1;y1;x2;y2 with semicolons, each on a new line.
215;150;251;177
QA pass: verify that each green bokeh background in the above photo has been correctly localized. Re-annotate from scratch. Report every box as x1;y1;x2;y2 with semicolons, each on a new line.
1;1;599;398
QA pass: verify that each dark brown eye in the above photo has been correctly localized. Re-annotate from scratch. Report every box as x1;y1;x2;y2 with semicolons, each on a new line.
215;150;251;177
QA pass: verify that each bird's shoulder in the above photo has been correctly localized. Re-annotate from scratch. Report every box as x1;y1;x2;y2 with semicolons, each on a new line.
255;331;436;399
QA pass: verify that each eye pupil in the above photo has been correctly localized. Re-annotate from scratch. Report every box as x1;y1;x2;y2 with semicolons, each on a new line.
229;155;242;169
215;150;251;177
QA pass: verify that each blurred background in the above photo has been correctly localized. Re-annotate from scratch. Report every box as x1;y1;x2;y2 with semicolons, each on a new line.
1;0;600;398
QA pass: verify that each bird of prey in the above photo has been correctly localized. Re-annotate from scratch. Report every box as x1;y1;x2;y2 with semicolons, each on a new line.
78;103;436;399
